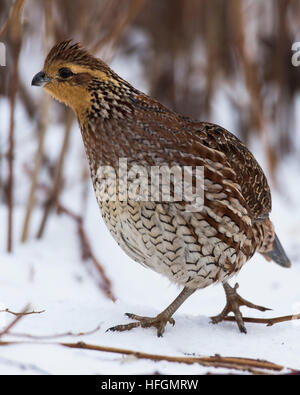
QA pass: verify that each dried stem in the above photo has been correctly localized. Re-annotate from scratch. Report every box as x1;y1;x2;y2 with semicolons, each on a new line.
0;308;45;317
21;0;55;243
36;110;73;239
6;0;25;252
6;324;101;340
231;0;264;133
0;304;30;337
91;0;145;54
0;0;25;41
21;95;50;242
20;168;115;302
230;0;276;179
57;203;116;302
61;342;286;373
6;69;16;252
0;340;290;374
18;80;37;120
218;313;300;327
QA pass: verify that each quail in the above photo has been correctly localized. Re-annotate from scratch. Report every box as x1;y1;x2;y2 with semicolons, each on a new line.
32;41;291;336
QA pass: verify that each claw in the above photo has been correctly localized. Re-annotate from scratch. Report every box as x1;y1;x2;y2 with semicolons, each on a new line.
107;312;175;337
106;321;140;333
211;282;271;333
106;287;194;337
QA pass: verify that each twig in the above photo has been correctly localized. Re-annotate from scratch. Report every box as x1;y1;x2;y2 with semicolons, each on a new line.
36;110;73;239
21;96;50;242
61;342;285;372
6;324;101;340
0;340;289;374
0;304;30;337
0;0;25;41
5;0;25;252
18;80;36;120
91;0;145;54
217;313;300;327
57;204;116;302
230;0;277;179
6;69;16;253
21;170;115;303
0;308;45;317
21;0;56;243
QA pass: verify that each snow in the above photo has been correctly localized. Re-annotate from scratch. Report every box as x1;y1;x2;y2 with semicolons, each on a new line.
1;144;300;375
1;54;300;375
0;196;300;375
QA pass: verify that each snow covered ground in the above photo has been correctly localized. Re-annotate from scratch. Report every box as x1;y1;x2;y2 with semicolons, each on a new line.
0;51;300;374
0;129;299;375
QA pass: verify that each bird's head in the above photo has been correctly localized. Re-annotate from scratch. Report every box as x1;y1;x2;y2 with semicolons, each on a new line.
32;40;122;118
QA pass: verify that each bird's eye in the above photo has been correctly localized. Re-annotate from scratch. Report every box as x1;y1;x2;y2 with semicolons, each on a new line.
58;67;74;79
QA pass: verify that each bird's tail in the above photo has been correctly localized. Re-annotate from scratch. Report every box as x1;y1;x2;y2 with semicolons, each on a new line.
266;233;291;268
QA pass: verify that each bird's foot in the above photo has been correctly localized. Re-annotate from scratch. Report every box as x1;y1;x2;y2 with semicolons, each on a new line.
211;283;271;333
107;312;175;337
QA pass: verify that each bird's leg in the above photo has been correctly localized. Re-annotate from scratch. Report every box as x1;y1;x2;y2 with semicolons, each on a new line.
211;282;271;333
107;287;195;337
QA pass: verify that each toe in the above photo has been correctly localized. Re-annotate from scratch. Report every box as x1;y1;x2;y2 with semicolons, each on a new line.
106;321;140;332
239;324;247;334
210;315;222;324
234;310;247;334
109;312;175;335
156;320;169;337
239;298;272;312
125;312;142;320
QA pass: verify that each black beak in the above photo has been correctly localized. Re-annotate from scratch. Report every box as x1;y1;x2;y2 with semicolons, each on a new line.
31;71;51;87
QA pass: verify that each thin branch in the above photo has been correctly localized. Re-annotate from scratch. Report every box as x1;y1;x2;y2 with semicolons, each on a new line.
36;110;73;239
6;1;25;252
21;1;56;243
6;324;101;340
18;80;36;120
91;0;145;54
0;340;289;374
0;0;25;41
21;170;115;303
0;308;45;317
217;313;300;327
21;95;50;242
57;203;116;302
61;342;285;372
230;0;277;179
0;304;30;337
6;67;17;252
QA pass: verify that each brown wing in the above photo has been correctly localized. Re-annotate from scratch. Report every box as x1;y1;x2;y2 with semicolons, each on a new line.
190;121;272;221
124;93;271;221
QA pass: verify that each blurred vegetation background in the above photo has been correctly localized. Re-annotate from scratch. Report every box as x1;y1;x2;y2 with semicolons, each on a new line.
0;0;299;256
